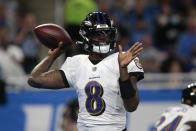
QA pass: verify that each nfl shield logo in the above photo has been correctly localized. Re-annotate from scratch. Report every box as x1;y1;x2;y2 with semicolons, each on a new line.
92;67;97;71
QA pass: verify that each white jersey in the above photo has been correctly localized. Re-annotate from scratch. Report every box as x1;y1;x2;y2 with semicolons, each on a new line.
154;104;196;131
61;52;144;130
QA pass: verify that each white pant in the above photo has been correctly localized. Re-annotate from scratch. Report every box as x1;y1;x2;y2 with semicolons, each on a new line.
77;123;125;131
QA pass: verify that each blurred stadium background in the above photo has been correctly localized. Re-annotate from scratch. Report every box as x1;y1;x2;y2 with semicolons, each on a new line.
0;0;196;131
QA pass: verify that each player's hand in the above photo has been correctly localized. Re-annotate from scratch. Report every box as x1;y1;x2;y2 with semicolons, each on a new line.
48;41;66;58
118;42;143;68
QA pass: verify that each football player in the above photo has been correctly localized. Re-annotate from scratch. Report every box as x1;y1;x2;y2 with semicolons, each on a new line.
153;83;196;131
28;12;144;131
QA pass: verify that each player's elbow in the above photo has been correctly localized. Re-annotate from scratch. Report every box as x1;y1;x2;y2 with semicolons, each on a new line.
125;104;138;112
28;76;42;88
124;98;139;112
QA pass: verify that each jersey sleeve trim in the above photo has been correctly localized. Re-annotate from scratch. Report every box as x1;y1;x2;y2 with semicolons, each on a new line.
59;70;70;87
129;72;144;81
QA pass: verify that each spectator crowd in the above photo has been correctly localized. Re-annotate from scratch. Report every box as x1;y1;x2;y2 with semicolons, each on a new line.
108;0;196;73
64;0;196;73
0;0;196;89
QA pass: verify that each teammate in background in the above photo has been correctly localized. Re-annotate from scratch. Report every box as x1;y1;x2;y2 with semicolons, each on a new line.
28;12;144;131
61;99;79;131
153;83;196;131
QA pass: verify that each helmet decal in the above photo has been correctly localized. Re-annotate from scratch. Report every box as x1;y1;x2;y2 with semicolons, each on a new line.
83;21;92;26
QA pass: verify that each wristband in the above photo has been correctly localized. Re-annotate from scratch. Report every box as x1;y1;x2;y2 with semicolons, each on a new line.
119;78;136;99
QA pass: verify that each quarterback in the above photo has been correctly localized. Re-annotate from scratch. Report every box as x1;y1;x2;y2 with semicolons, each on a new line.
153;83;196;131
28;12;144;131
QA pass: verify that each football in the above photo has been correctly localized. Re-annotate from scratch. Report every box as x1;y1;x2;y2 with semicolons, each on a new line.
33;23;72;49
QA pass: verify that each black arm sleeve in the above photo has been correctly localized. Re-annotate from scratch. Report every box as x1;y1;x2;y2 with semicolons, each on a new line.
129;72;144;81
